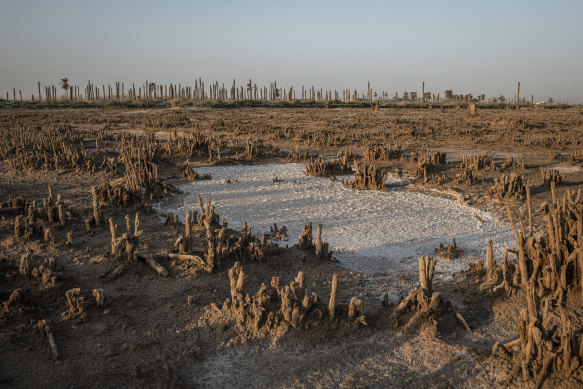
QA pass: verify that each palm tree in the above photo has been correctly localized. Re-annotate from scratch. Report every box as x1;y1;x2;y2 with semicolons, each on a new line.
60;78;70;98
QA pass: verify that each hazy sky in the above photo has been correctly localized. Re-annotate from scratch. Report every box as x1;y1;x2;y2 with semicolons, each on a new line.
1;0;582;102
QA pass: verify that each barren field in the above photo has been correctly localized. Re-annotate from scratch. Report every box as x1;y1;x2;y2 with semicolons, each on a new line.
1;105;582;388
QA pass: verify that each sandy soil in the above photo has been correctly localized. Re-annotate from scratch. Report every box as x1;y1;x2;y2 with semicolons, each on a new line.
0;106;582;388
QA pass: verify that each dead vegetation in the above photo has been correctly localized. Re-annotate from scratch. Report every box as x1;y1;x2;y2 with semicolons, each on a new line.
410;150;447;178
489;174;527;200
180;161;211;181
342;163;388;191
296;222;332;260
387;256;471;336
541;167;564;186
304;151;352;177
362;142;403;162
218;262;365;340
434;238;465;260
481;188;583;387
0;106;582;388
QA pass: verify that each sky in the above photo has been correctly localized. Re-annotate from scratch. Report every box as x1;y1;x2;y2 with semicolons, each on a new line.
1;0;582;102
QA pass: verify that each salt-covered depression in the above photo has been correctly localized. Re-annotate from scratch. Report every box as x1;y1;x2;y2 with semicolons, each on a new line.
156;163;515;275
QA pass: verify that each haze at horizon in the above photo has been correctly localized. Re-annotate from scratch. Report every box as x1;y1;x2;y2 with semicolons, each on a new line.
1;0;582;103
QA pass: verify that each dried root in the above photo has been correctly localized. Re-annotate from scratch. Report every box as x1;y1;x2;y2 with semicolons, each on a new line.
489;174;527;200
409;151;446;178
297;222;331;260
362;142;402;162
434;238;464;260
221;263;365;339
37;320;59;360
62;287;86;320
269;223;288;241
232;222;264;262
108;213;142;261
314;223;331;260
342;163;387;191
304;152;352;178
181;161;211;181
288;145;308;161
540;167;564;186
297;222;313;249
498;192;583;386
390;256;470;335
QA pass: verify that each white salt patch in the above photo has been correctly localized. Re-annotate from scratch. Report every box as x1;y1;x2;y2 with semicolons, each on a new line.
155;163;515;275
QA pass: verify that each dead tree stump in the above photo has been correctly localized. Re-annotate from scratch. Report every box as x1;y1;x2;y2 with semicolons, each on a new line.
298;222;313;249
314;223;330;260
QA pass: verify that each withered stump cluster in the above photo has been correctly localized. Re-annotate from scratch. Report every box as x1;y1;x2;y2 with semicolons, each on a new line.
223;262;365;336
362;142;403;162
288;145;308;161
91;182;153;213
434;238;464;260
389;256;471;335
232;222;265;262
304;153;352;178
61;287;106;321
489;174;527;200
169;195;267;273
108;213;142;261
342;163;387;191
454;166;480;186
297;222;331;260
540;167;564;187
118;137;162;192
181;162;211;181
169;192;224;273
0;123;116;174
499;154;525;170
460;153;495;172
269;223;288;241
17;250;58;288
491;189;583;387
12;185;72;244
409;151;447;178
